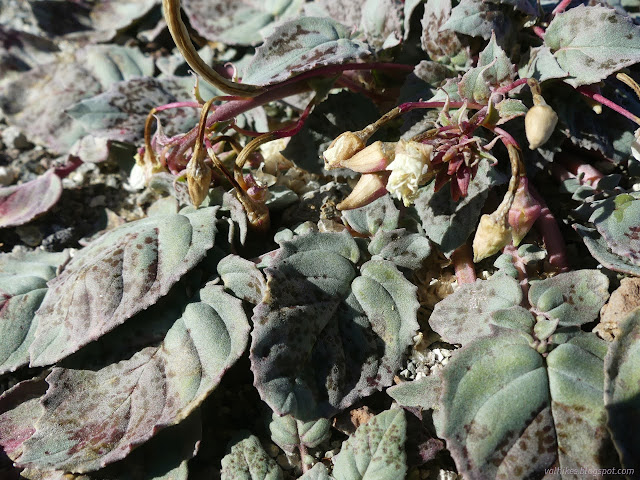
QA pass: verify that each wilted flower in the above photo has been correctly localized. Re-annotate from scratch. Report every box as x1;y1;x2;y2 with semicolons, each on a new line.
337;172;390;210
508;177;541;245
472;213;513;262
386;140;433;206
186;147;212;208
324;131;368;169
338;141;396;172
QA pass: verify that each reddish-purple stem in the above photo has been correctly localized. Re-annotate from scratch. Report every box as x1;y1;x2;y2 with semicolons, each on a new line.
532;26;546;40
552;0;573;15
398;100;486;113
491;126;520;148
494;78;529;96
578;86;640;124
155;101;202;112
529;184;570;272
558;154;604;187
451;244;477;284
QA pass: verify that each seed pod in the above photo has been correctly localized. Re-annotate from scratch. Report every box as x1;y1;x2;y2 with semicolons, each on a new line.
323;132;367;170
186;150;212;208
472;213;513;262
337;172;390;210
525;101;558;150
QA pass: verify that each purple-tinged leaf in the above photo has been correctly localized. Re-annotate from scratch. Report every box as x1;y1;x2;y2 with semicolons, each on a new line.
221;434;283;480
442;0;509;41
459;32;515;103
0;378;47;462
544;5;640;87
218;254;266;305
429;274;523;345
529;270;610;327
66;76;200;145
251;232;418;420
590;193;640;267
435;331;618;479
0;250;70;374
182;0;305;46
332;409;407;480
414;160;507;257
18;284;249;472
28;207;219;367
0;169;62;229
575;224;640;276
604;309;640;472
242;17;371;86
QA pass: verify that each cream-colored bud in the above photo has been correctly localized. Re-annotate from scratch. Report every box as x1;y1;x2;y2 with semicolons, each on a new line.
472;214;513;262
186;151;212;208
339;141;396;172
525;103;558;150
323;132;366;170
337;172;389;210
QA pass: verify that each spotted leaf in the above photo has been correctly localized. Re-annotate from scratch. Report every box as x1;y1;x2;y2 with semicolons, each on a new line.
590;193;640;267
269;413;331;454
17;284;249;472
221;434;283;480
29;207;219;367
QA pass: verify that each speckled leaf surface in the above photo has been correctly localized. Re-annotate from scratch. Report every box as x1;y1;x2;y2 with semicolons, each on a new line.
18;284;249;472
459;33;515;103
182;0;305;46
0;249;70;374
66;76;201;144
29;207;219;367
604;309;640;472
414;160;506;257
544;5;640;87
269;413;331;453
221;434;283;480
368;229;432;270
421;0;468;66
298;462;330;480
0;45;153;152
435;331;617;479
0;169;62;229
342;194;400;235
442;0;508;40
250;232;419;420
332;409;407;480
576;225;640;276
218;254;266;304
387;376;442;411
521;46;569;83
528;270;610;327
359;0;404;49
0;378;47;461
429;274;522;345
590;194;640;267
242;17;371;86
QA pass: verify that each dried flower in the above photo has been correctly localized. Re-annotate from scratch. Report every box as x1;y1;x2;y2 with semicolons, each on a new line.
324;132;367;169
186;148;212;208
337;172;390;210
338;141;396;172
525;96;558;149
472;213;513;262
508;177;541;245
386;141;432;206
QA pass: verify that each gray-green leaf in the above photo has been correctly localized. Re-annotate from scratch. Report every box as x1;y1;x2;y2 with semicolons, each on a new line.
221;434;283;480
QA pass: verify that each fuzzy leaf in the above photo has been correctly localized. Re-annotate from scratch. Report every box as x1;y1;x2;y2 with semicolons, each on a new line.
442;0;508;40
521;46;569;83
368;228;432;270
528;270;610;326
575;224;640;276
604;309;640;472
0;169;62;229
414;160;506;257
218;254;266;304
458;32;515;103
590;193;640;266
342;194;400;236
242;17;371;86
421;0;468;66
299;463;330;480
18;283;249;472
360;0;404;49
221;434;283;480
494;98;528;124
269;413;331;453
250;233;419;420
66;76;201;144
182;0;305;46
387;376;442;411
544;5;640;87
436;331;617;478
332;409;407;480
429;274;522;345
89;0;159;34
0;250;70;374
28;207;219;367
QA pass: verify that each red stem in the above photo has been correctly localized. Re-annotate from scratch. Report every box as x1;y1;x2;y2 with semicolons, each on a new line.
155;101;202;112
558;154;604;187
529;184;570;272
494;78;529;96
552;0;573;15
532;26;545;40
577;86;640;125
451;244;477;284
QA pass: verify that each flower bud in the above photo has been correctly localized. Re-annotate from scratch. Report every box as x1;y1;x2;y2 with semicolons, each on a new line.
324;132;367;170
472;213;513;262
338;141;396;172
337;172;390;210
386;140;433;207
525;102;558;150
508;177;541;246
186;150;212;208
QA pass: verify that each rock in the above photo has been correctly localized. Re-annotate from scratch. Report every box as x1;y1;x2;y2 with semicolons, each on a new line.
596;277;640;341
1;126;32;150
0;166;17;186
